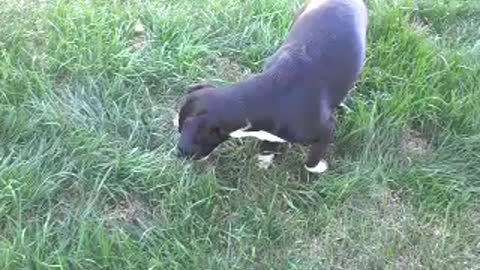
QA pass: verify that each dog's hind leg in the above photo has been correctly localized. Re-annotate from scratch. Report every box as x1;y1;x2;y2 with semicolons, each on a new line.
257;141;281;169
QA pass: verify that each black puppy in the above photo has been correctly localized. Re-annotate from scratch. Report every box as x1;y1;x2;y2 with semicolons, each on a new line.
175;0;368;173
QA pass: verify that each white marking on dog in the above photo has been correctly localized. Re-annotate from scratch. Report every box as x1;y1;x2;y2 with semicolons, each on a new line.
305;159;328;174
257;153;275;169
173;113;179;128
198;155;210;161
230;130;286;143
229;122;286;143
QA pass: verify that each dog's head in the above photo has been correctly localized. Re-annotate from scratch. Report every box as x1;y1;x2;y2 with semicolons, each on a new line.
175;83;229;160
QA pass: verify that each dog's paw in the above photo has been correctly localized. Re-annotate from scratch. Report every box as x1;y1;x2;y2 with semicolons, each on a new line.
257;153;275;170
173;113;179;128
305;159;328;174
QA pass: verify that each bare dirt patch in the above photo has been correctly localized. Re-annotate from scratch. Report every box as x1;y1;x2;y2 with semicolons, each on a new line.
212;57;245;80
290;187;427;268
411;15;431;35
198;56;249;83
103;195;152;227
401;128;429;155
129;19;146;51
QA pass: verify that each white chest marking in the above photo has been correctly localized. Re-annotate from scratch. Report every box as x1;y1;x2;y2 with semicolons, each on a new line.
229;130;286;143
229;123;286;143
305;159;328;174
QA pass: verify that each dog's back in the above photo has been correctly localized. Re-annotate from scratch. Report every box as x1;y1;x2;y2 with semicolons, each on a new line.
265;0;368;107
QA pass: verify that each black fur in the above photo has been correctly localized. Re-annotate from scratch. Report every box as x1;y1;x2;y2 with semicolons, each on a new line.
177;0;368;169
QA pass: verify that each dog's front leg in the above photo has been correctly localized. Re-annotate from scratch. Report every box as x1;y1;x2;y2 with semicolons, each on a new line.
305;142;330;174
305;114;335;174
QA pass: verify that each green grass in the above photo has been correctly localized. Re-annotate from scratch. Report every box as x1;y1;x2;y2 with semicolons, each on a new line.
1;0;479;268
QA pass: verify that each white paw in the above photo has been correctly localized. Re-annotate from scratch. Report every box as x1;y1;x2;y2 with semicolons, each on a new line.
173;113;179;128
305;159;328;174
257;153;275;169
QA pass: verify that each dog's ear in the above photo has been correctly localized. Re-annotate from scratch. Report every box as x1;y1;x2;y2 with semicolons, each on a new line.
186;83;216;94
177;96;208;132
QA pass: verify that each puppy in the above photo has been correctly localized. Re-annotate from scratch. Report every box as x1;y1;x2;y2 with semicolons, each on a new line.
176;0;368;173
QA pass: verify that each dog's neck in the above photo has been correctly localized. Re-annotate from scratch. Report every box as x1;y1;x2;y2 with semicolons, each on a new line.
218;73;278;133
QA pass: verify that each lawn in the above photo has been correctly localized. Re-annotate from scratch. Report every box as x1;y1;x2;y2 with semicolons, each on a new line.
1;0;479;269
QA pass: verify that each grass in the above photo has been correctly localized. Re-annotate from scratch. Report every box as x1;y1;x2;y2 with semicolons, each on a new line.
1;0;479;268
